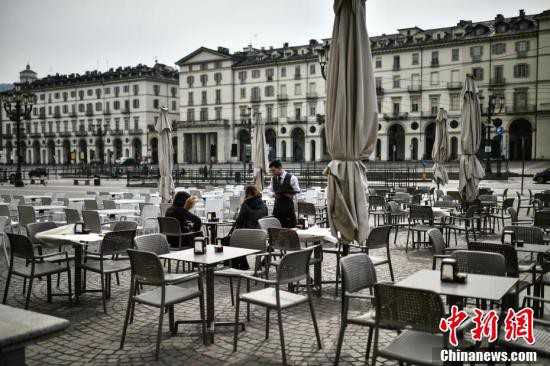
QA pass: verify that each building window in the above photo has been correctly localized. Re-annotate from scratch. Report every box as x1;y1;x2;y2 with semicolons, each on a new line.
113;101;120;110
95;102;102;111
214;72;222;85
309;64;316;75
266;105;273;121
171;87;177;97
153;99;159;109
240;87;246;99
294;66;301;78
70;91;76;98
516;40;529;57
251;87;261;100
133;117;139;130
104;87;110;95
95;89;101;98
412;53;419;65
133;99;139;108
280;67;286;77
492;43;506;55
188;92;194;105
451;48;459;61
187;109;194;121
450;94;460;111
123;85;129;93
295;105;301;120
411;97;419;112
87;89;93;96
309;104;316;116
114;87;120;97
431;51;439;66
375;77;382;88
201;91;207;105
430;72;439;85
393;55;400;70
200;108;208;121
430;96;440;115
470;46;483;62
472;67;484;81
200;63;208;70
62;105;68;114
153;85;160;96
265;85;274;97
375;57;382;69
393;75;400;88
171;100;177;111
238;71;247;83
200;74;208;86
79;90;84;100
252;70;260;78
132;84;139;95
266;68;274;80
187;76;195;87
294;84;302;95
78;104;85;112
514;63;529;78
215;89;221;104
124;100;130;111
62;92;68;101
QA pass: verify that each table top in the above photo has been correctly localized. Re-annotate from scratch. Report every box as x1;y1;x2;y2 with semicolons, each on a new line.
36;224;105;244
160;245;260;265
514;243;550;254
295;227;338;244
33;205;66;211
96;209;139;215
23;195;51;200
395;269;518;302
0;304;70;349
114;199;144;205
68;197;95;202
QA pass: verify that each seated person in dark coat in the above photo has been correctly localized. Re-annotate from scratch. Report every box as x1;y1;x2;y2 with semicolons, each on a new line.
225;185;268;270
165;191;202;248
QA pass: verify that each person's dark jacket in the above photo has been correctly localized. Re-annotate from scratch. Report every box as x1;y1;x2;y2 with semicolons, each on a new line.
165;206;202;248
234;196;268;230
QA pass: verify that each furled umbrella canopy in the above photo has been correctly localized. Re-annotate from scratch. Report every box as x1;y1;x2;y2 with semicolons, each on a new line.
432;108;449;186
323;0;378;243
251;112;269;190
156;107;175;203
458;75;485;203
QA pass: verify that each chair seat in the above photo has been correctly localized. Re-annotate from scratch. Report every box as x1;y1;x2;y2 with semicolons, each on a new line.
133;285;200;307
164;272;199;284
44;253;75;263
498;327;550;357
369;255;388;266
81;259;131;274
378;330;451;366
348;310;376;326
214;268;256;278
239;287;308;309
519;264;543;274
13;262;68;277
409;224;433;232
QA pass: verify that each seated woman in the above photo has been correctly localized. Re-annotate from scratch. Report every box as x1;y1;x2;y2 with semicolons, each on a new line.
165;191;202;248
225;185;268;269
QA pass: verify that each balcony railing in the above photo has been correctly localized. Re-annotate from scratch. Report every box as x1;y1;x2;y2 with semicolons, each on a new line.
265;118;278;125
178;119;230;128
111;129;124;136
294;74;301;80
447;82;463;90
407;85;422;93
505;105;535;114
39;113;46;120
490;78;506;87
69;112;77;118
75;131;87;137
59;132;72;137
376;86;384;95
129;129;143;135
277;94;288;101
392;64;400;71
30;132;42;138
2;133;13;139
288;117;307;124
383;112;409;121
251;95;261;103
306;92;319;99
121;108;130;114
430;59;439;67
44;132;56;137
421;111;438;118
53;112;61;118
103;110;111;115
86;110;94;117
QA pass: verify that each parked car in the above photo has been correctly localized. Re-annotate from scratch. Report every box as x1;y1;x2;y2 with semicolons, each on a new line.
533;168;550;184
28;168;48;178
115;157;137;166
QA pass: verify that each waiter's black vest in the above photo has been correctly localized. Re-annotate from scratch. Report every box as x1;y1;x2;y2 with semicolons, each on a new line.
272;173;297;228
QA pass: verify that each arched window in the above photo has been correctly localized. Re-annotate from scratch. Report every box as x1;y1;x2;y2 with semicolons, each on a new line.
214;72;222;85
200;74;208;86
186;76;194;87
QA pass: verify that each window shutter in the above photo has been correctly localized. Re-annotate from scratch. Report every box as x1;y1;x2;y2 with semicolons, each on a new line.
525;64;529;78
513;65;518;78
526;40;530;52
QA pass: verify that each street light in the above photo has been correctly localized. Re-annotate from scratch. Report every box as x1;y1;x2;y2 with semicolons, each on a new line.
316;43;330;80
240;107;254;178
2;83;35;187
479;94;504;174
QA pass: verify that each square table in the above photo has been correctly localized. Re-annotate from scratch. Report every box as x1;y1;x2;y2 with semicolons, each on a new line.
396;269;519;302
160;245;260;342
95;209;138;216
513;243;550;254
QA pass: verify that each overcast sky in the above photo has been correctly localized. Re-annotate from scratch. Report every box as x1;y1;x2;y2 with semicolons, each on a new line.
1;0;548;83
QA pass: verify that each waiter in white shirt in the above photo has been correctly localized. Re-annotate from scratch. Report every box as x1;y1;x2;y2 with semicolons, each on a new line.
268;160;300;228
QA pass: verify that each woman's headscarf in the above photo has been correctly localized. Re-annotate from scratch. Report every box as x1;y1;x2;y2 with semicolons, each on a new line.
172;191;190;207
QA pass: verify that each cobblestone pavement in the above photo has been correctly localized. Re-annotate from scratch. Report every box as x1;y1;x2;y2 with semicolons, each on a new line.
0;215;545;365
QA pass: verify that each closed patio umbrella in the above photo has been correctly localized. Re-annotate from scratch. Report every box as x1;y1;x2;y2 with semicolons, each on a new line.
323;0;378;243
458;75;485;203
156;107;175;203
432;108;449;187
252;112;268;190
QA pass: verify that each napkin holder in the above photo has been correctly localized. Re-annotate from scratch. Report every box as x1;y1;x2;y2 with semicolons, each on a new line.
207;212;218;222
74;222;90;235
440;258;467;283
194;237;208;255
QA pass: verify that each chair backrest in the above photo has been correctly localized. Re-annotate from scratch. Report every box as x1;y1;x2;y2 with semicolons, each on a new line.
276;247;313;285
83;199;99;211
134;233;170;255
58;197;69;206
368;195;385;209
534;210;550;229
158;216;182;236
479;194;497;202
374;283;445;334
452;250;506;276
82;210;102;233
502;197;515;211
65;208;81;224
409;205;433;222
433;200;457;209
113;221;138;231
230;229;268;251
435;189;444;200
502;225;544;245
467;241;519;277
366;225;391;250
17;206;36;227
387;201;402;213
1;194;11;203
465;205;480;218
26;222;57;245
297;201;316;217
6;232;35;260
127;249;165;286
258;216;282;230
411;194;422;205
159;203;171;217
100;230;136;256
268;228;301;252
123;193;134;199
506;207;519;223
0;204;10;218
340;253;377;294
427;228;446;255
102;200;116;210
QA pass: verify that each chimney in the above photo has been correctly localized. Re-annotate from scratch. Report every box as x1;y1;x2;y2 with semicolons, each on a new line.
283;42;289;48
519;9;525;17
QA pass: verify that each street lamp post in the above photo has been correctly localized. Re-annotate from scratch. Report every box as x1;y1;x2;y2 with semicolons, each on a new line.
2;83;35;187
241;107;253;180
316;44;330;81
479;94;504;174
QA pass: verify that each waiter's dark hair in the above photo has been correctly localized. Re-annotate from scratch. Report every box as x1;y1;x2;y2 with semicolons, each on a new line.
269;159;282;168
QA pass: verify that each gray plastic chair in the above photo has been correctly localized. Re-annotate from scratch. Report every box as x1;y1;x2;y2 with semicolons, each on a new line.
120;249;206;360
406;205;434;252
113;221;138;231
157;216;200;250
258;216;282;231
3;232;72;309
362;225;394;281
102;200;117;210
233;247;322;365
83;199;99;211
17;205;51;234
65;208;81;224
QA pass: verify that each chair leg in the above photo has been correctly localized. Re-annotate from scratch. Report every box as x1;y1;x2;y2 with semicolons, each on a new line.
22;278;26;295
366;327;373;362
25;276;34;309
229;277;234;306
246;279;251;322
387;260;395;282
2;270;12;304
155;305;165;361
120;299;133;350
56;273;61;288
265;308;270;340
276;307;287;365
308;289;322;350
232;296;241;352
334;253;341;297
100;272;107;313
46;274;52;303
334;323;346;365
198;293;207;345
405;228;411;253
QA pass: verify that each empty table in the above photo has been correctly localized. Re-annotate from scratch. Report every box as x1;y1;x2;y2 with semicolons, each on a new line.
95;209;138;216
160;245;260;342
